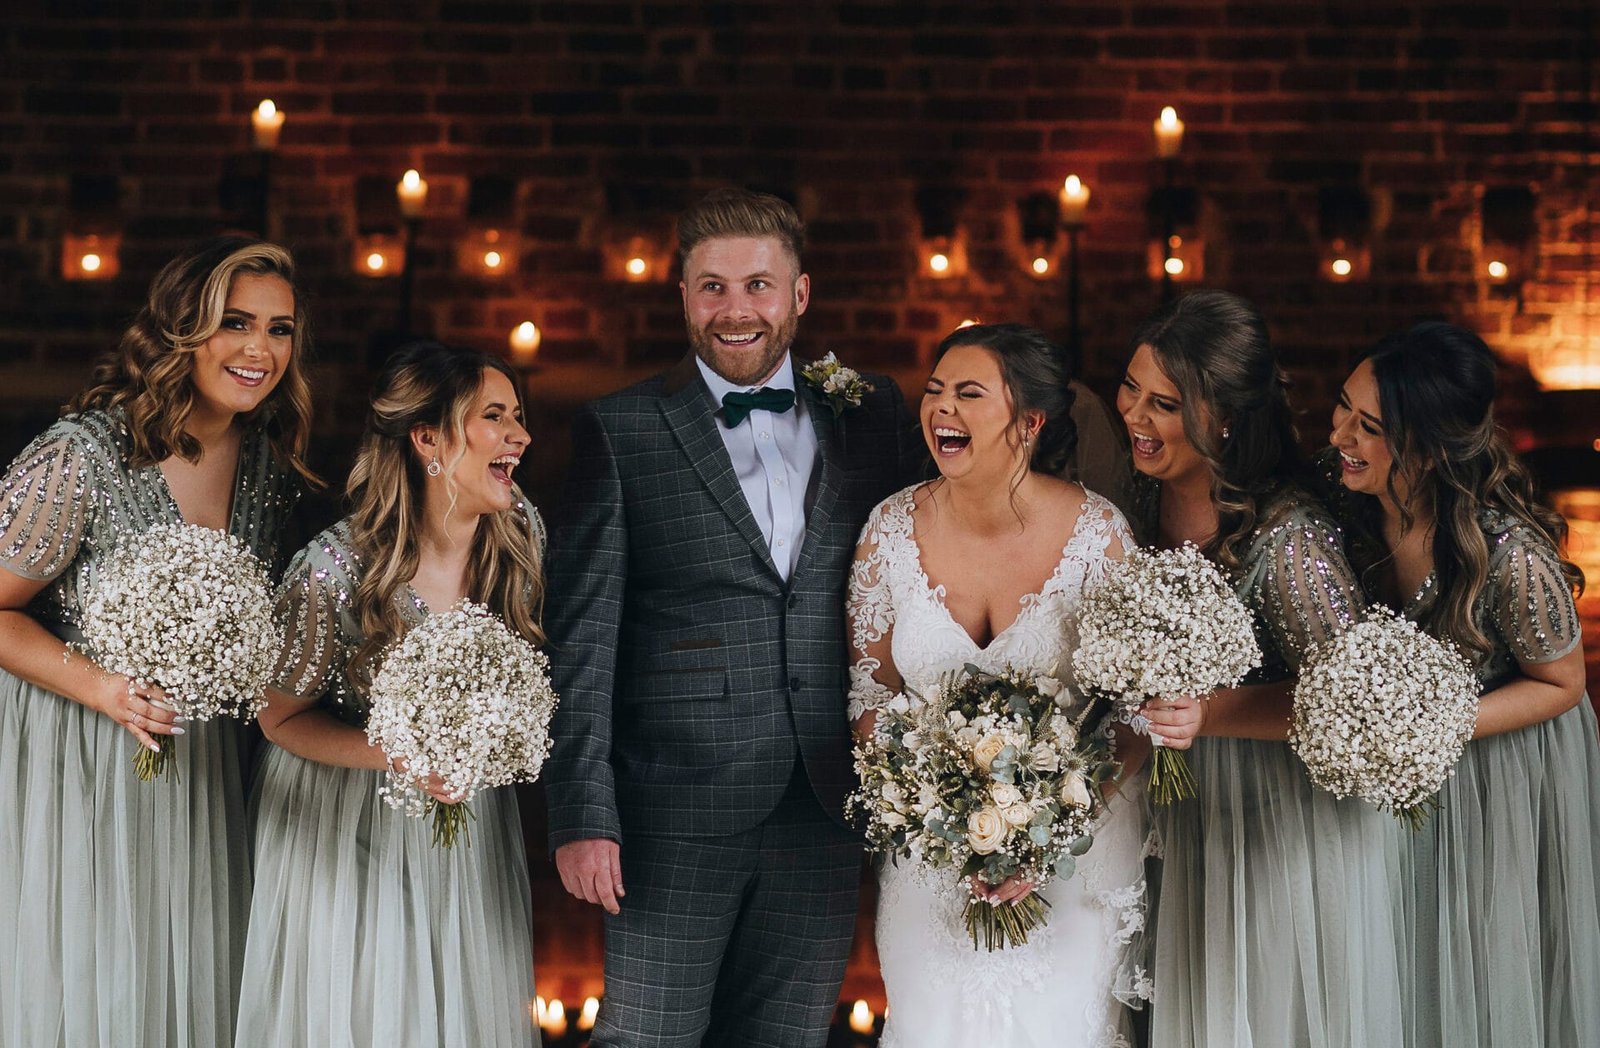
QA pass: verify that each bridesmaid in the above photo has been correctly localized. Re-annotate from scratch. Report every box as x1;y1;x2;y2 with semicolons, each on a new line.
1120;291;1408;1048
0;237;313;1046
236;341;543;1047
1326;322;1600;1048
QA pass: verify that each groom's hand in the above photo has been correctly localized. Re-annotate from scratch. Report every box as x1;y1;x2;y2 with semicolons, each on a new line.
555;838;625;915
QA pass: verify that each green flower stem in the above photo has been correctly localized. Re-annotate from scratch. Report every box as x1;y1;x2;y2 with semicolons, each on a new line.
1147;747;1196;805
429;798;476;849
132;735;180;783
963;892;1053;951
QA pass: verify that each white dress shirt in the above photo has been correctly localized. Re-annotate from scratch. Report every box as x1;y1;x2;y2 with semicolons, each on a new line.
695;353;817;580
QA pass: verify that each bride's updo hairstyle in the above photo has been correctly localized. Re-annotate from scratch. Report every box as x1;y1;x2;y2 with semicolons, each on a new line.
933;322;1078;480
1128;289;1300;569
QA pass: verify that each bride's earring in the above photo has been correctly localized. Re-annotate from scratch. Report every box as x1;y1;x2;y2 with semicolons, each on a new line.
426;458;442;477
1221;426;1231;440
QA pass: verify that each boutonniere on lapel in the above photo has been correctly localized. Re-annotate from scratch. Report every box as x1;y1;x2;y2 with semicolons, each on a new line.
800;352;875;418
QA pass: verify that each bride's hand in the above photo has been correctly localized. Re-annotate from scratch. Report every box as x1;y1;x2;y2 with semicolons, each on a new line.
1139;693;1207;750
388;755;462;805
851;711;878;743
970;872;1035;904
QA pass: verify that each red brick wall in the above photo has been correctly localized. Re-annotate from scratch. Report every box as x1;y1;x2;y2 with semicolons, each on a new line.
3;0;1598;1010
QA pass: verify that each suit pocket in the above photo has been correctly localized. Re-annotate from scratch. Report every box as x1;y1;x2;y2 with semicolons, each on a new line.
621;665;729;704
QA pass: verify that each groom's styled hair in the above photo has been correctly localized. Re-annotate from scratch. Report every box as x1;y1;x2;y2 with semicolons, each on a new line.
677;188;805;273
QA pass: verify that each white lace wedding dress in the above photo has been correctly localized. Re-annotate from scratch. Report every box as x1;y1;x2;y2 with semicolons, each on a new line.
848;485;1153;1048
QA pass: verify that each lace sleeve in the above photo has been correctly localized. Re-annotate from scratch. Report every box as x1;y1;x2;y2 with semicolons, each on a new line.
847;501;904;721
1490;532;1581;665
269;550;345;701
1257;512;1366;673
0;427;96;582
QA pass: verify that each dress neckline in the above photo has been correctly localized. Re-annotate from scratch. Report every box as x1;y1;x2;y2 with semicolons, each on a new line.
901;485;1100;653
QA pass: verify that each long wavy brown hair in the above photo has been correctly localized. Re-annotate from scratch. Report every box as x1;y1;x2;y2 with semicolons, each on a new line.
1128;289;1303;570
344;341;545;692
1355;322;1583;659
69;235;319;486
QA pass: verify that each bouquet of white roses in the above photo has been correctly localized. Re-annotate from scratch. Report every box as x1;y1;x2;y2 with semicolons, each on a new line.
77;521;280;782
1289;608;1478;828
849;664;1118;950
1073;543;1261;803
366;600;559;847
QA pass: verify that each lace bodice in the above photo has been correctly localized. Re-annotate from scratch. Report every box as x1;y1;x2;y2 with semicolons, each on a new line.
847;484;1134;719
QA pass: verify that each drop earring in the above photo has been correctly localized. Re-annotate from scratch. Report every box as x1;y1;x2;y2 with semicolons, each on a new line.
426;459;442;477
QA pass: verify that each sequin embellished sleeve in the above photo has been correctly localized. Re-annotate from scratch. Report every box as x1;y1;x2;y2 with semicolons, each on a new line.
847;494;907;721
1255;507;1366;673
0;425;97;583
269;544;346;701
1489;530;1581;665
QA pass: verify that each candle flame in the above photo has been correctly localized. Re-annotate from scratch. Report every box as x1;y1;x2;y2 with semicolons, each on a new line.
401;169;421;190
957;317;979;328
849;1000;874;1033
1487;259;1509;279
365;252;387;272
257;99;277;119
1031;256;1051;275
1160;106;1179;128
929;252;950;274
579;996;600;1029
1164;256;1185;276
1331;257;1353;277
484;250;503;269
1064;174;1082;196
626;256;648;277
81;253;102;273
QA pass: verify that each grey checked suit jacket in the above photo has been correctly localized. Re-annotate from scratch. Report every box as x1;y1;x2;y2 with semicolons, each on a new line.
544;353;920;847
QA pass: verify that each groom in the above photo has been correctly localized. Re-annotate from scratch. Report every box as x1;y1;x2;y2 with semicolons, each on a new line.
544;188;919;1047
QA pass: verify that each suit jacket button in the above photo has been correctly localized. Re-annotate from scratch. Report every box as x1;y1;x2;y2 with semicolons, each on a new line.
787;593;800;609
789;676;802;692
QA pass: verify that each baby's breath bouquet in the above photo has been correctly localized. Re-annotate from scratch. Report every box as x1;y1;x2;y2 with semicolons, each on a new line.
77;521;280;782
1073;543;1261;803
1289;608;1478;828
365;600;558;848
849;665;1118;950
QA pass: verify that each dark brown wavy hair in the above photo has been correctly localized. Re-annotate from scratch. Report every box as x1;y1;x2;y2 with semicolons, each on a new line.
1128;289;1302;569
69;236;319;486
344;341;546;693
1354;322;1583;658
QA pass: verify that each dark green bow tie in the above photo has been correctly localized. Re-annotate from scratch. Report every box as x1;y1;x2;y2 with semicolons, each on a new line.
720;387;796;427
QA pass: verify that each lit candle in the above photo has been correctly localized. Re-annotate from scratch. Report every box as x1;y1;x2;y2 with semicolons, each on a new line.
509;321;541;366
1487;259;1509;280
848;1000;874;1034
541;998;567;1038
483;250;503;270
80;252;103;274
1154;106;1185;159
928;252;951;275
1330;257;1353;278
1059;175;1090;226
578;996;600;1031
397;169;428;218
252;99;285;150
625;256;649;279
1030;255;1051;275
365;251;388;274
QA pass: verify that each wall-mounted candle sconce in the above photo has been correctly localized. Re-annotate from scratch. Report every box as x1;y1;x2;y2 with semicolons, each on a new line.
916;186;968;280
353;233;403;278
61;174;121;281
1480;184;1536;289
1146;187;1202;284
1317;186;1373;282
1016;191;1060;279
457;175;519;278
603;230;671;283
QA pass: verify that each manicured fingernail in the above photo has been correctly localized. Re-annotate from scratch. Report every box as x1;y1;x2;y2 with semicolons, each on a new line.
171;727;184;735
151;699;176;712
147;742;161;752
174;716;188;724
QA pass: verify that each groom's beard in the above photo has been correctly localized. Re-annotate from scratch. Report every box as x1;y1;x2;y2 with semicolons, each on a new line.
687;307;801;387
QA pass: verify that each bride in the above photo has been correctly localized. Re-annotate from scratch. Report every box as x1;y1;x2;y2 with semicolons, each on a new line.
848;323;1162;1047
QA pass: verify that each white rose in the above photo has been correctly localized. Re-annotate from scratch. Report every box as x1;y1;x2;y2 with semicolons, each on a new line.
1034;675;1064;698
1002;802;1034;827
972;734;1007;773
1060;770;1093;809
1029;742;1061;773
990;783;1023;807
882;782;907;808
880;810;907;828
966;806;1009;854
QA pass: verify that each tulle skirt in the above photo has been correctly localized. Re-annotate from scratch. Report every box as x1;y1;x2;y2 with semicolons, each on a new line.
0;668;250;1048
1404;697;1600;1048
1149;737;1409;1048
236;743;538;1047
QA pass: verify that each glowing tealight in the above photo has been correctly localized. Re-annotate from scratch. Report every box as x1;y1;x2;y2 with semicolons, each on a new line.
625;256;648;277
80;253;102;273
366;252;387;273
929;252;950;274
484;250;503;269
1164;256;1185;276
1487;259;1509;279
1331;257;1353;277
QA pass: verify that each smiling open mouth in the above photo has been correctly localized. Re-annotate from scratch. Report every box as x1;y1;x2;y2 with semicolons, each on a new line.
488;454;519;483
225;366;267;384
933;427;971;454
714;331;764;347
1130;432;1164;457
1339;450;1369;472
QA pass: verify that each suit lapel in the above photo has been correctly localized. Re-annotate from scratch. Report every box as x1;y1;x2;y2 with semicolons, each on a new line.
658;354;779;575
791;362;842;583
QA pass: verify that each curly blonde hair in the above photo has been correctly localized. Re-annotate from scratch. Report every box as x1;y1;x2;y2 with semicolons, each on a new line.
70;235;319;486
